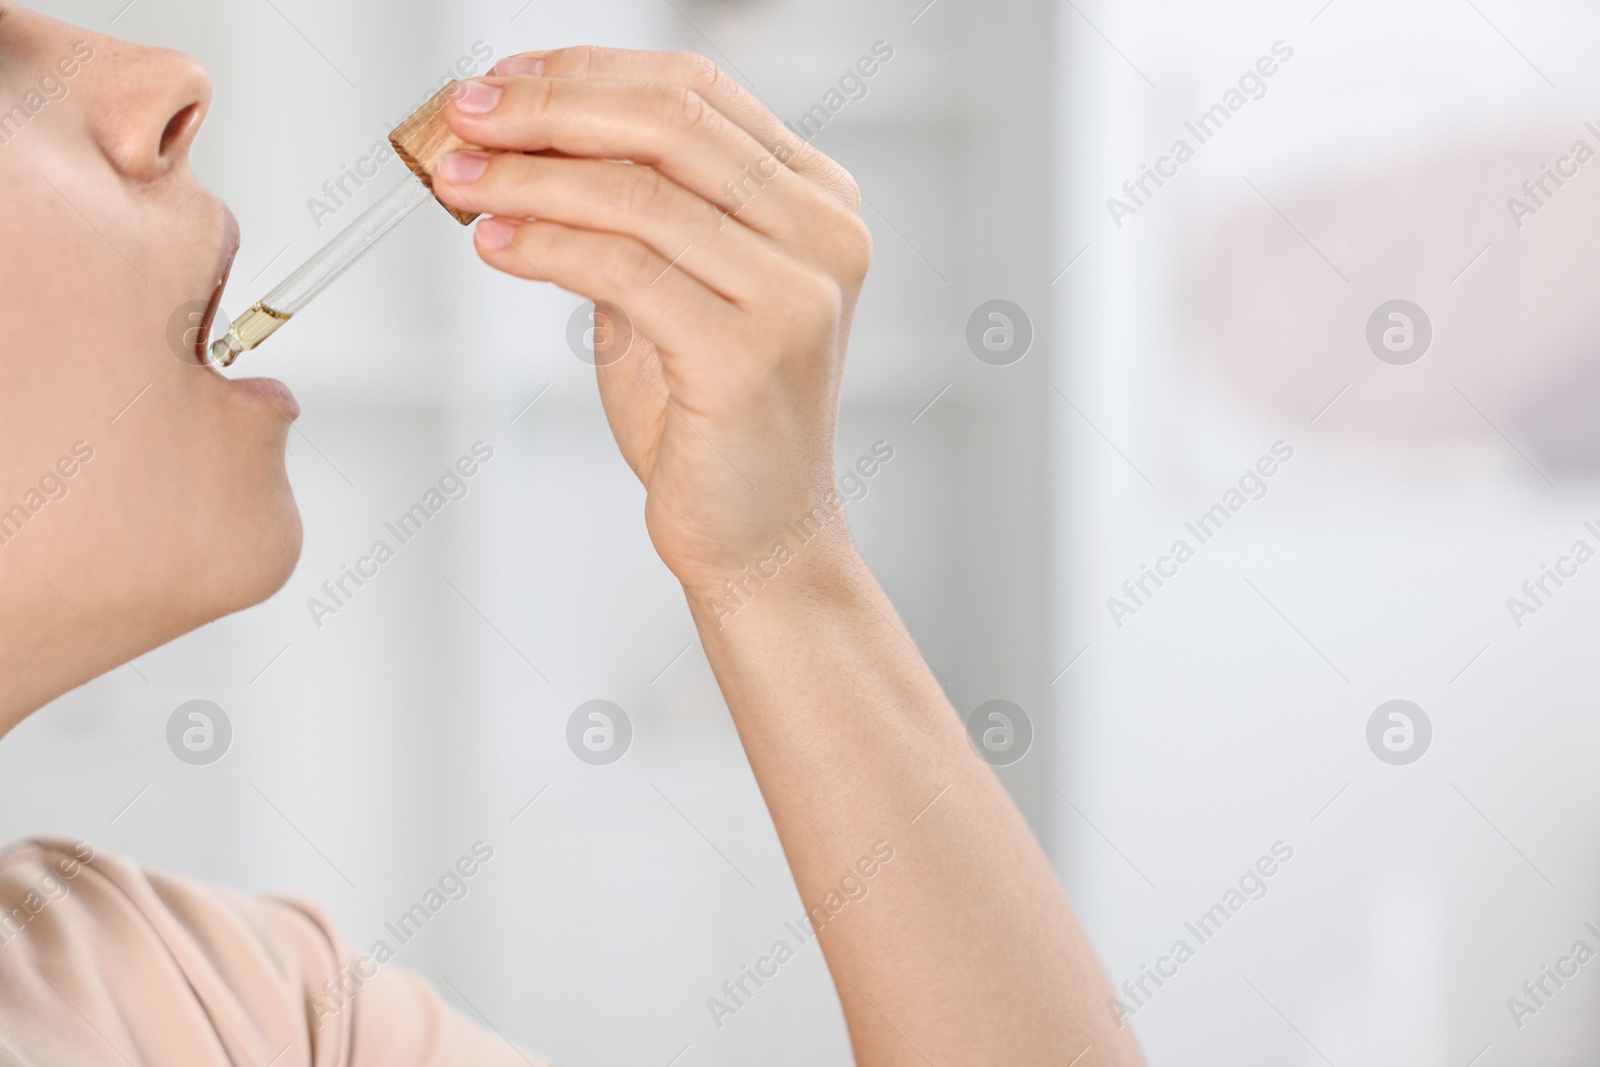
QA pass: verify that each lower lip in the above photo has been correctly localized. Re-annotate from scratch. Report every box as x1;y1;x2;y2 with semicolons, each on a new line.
231;377;301;421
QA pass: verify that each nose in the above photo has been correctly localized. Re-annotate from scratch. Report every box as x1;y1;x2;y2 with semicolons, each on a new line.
74;30;213;183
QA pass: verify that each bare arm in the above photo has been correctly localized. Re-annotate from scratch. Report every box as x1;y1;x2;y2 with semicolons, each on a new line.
438;46;1142;1065
687;543;1144;1065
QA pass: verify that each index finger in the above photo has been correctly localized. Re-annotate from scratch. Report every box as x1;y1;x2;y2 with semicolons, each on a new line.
494;46;862;212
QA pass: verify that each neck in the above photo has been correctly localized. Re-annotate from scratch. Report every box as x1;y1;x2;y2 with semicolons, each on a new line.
0;555;150;738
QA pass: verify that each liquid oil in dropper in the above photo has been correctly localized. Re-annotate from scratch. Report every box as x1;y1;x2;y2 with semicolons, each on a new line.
213;303;292;366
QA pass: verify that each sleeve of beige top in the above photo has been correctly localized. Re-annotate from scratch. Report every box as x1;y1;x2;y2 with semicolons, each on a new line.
0;839;548;1067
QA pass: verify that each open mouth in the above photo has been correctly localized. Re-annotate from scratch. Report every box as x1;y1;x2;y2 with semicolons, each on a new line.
197;209;241;364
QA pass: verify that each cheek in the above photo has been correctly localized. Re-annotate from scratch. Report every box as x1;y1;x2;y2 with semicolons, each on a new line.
40;377;300;625
0;151;178;418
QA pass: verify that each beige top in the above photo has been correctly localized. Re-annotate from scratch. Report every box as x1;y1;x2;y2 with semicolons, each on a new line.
0;839;547;1067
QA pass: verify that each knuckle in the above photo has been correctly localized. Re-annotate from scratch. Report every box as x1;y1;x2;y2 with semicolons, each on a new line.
598;238;657;288
538;45;601;76
674;51;727;98
616;165;667;217
519;73;560;120
797;150;862;214
659;83;717;137
829;166;863;213
573;44;602;78
835;208;874;278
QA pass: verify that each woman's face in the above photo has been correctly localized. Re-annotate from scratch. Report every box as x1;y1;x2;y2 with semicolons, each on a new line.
0;5;300;713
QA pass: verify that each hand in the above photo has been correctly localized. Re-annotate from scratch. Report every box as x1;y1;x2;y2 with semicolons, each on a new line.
437;48;872;611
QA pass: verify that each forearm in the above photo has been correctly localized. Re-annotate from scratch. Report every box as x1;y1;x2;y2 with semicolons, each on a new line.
686;533;1144;1067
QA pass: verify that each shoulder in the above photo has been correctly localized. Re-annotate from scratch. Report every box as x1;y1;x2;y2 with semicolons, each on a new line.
0;836;341;974
0;838;548;1067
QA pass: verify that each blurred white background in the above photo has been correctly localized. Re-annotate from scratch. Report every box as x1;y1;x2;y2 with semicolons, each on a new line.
9;0;1600;1064
1058;2;1600;1066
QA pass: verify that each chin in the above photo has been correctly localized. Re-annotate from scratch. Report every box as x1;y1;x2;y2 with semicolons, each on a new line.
172;392;307;625
155;444;305;640
203;480;304;621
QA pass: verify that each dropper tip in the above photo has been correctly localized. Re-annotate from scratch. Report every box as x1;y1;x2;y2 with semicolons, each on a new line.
210;334;244;369
207;304;292;369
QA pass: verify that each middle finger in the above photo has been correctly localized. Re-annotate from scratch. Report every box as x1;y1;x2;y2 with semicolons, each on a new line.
444;75;836;244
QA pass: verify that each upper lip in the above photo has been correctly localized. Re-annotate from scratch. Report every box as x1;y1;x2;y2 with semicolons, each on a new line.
197;208;241;363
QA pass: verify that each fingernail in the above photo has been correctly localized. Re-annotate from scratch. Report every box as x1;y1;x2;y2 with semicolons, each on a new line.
438;151;490;185
496;56;546;76
455;79;503;114
478;217;517;250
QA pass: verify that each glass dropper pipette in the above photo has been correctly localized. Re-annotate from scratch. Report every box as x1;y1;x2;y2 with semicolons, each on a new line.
209;172;435;368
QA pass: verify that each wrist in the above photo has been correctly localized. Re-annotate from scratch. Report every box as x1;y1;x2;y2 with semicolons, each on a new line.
679;520;864;635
